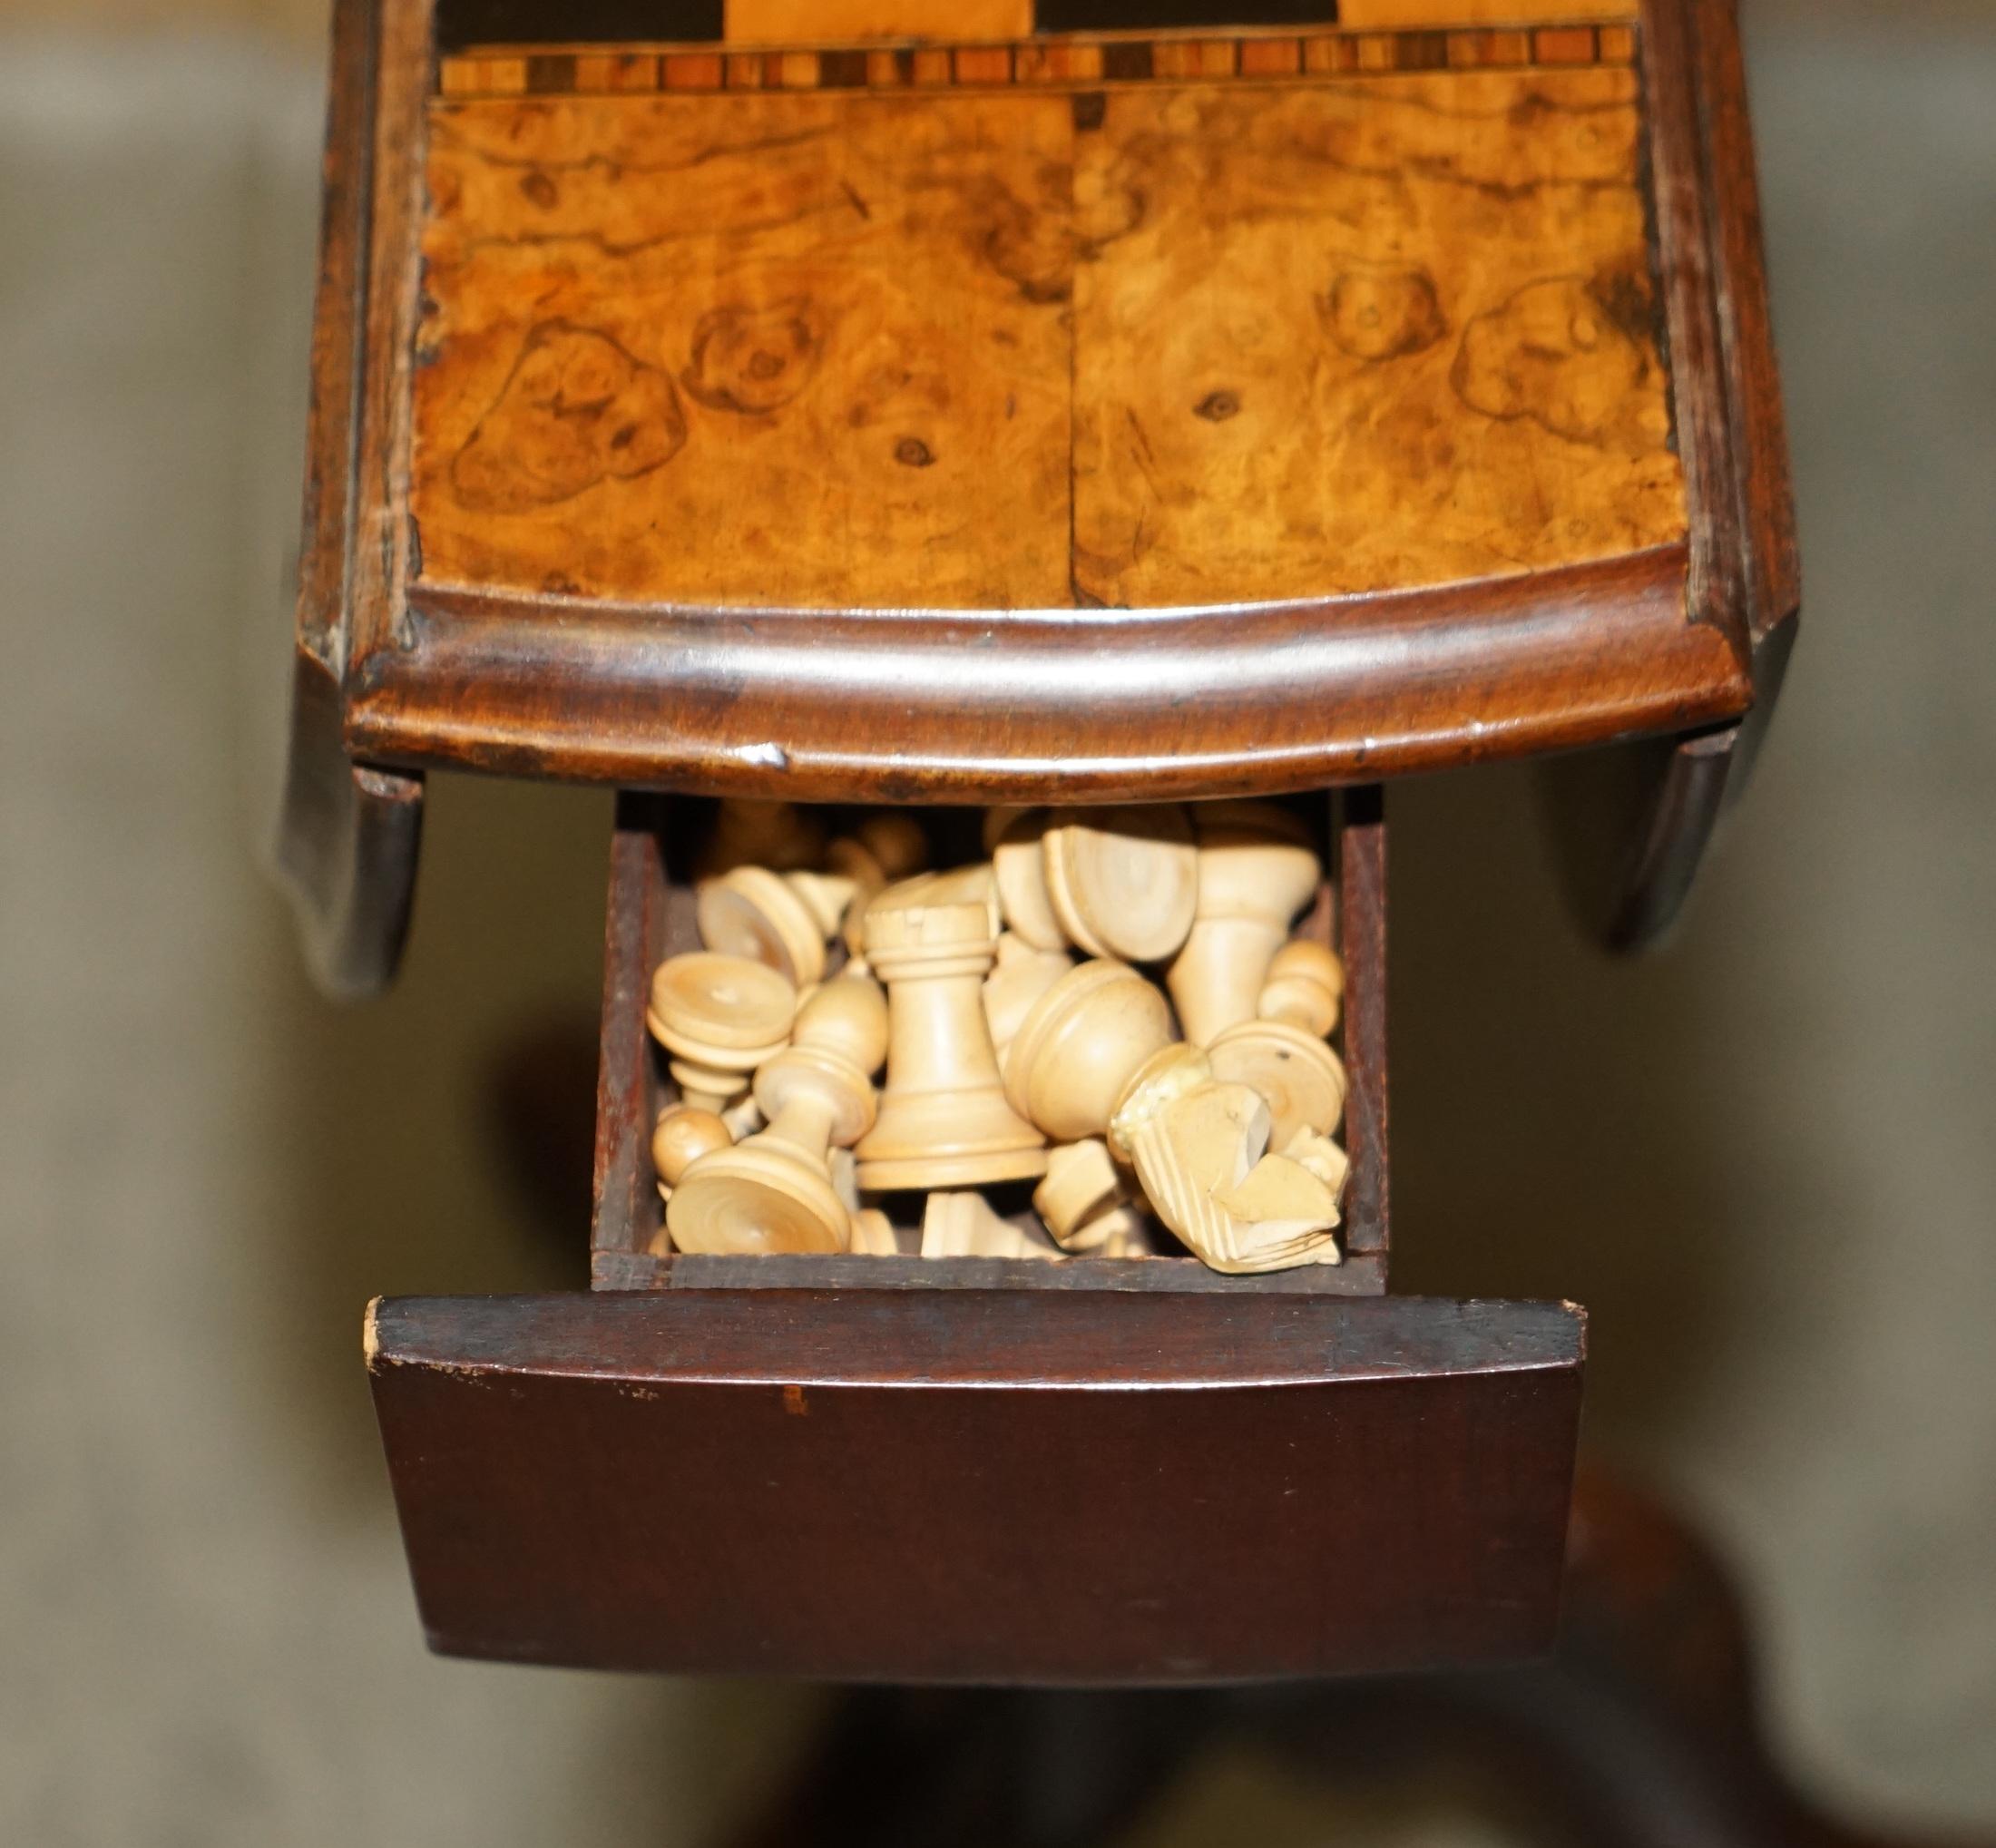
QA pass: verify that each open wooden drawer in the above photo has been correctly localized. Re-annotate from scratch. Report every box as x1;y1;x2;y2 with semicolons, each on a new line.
367;791;1584;1683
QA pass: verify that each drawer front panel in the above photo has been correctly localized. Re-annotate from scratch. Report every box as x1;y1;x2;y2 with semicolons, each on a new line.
369;1291;1582;1682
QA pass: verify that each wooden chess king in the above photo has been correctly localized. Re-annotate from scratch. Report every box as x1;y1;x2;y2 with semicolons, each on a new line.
277;0;1805;1746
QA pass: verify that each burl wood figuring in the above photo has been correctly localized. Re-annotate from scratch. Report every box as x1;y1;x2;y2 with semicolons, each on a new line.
281;0;1798;991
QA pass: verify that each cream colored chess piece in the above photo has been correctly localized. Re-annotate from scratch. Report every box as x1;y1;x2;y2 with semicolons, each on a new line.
854;877;1046;1189
1208;939;1348;1146
1033;1136;1146;1255
990;809;1066;951
848;1207;901;1255
1283;1125;1352;1206
983;934;1072;1068
697;864;857;986
827;812;930;962
666;973;888;1255
1167;802;1324;1045
696;797;825;876
1042;806;1199;963
1113;1073;1341;1274
920;1192;1063;1261
648;1106;733;1249
1003;959;1178;1144
647;952;797;1111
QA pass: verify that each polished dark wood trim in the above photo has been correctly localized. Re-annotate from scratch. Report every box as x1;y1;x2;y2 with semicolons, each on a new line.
1639;0;1746;663
368;1289;1583;1680
592;1247;1389;1292
1338;787;1388;1254
275;657;425;999
344;546;1745;802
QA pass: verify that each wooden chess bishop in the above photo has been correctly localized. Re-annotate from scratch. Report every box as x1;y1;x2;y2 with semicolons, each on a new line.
1167;801;1325;1045
666;972;889;1255
853;872;1046;1190
646;952;798;1113
1208;939;1349;1147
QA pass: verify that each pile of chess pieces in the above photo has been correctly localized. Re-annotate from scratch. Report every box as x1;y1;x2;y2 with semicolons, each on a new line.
647;799;1350;1276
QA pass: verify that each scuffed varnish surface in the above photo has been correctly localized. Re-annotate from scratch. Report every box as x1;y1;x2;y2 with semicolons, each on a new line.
409;69;1686;611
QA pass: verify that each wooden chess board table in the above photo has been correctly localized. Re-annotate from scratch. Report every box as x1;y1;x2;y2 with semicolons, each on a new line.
282;0;1795;992
282;0;1799;1695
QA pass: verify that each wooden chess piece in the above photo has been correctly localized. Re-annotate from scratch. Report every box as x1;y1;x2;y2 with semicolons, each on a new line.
847;1206;900;1256
1042;806;1199;963
920;1192;1063;1262
1003;959;1178;1145
696;797;825;876
1167;802;1325;1045
647;952;797;1112
698;864;858;987
827;812;931;961
1284;1125;1351;1207
854;879;1047;1189
990;809;1067;952
1115;1075;1341;1275
1084;1209;1154;1259
649;1105;733;1229
667;973;888;1256
1208;939;1348;1146
983;934;1073;1069
1033;1136;1136;1252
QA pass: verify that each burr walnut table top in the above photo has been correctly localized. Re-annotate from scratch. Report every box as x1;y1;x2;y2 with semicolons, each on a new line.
296;0;1793;799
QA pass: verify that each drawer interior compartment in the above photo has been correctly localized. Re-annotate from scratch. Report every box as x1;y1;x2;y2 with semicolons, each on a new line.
592;791;1389;1292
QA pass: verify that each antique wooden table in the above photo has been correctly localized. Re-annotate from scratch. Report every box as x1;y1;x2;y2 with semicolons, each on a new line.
279;0;1802;1731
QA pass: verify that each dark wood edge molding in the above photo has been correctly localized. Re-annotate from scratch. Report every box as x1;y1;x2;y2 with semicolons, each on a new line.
1639;0;1746;663
1543;1;1798;950
275;656;425;1000
1338;787;1389;1256
343;545;1746;801
591;1247;1390;1293
276;0;426;1000
366;1289;1586;1387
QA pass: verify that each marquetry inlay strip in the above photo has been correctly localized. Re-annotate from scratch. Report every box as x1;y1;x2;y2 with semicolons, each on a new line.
437;22;1638;97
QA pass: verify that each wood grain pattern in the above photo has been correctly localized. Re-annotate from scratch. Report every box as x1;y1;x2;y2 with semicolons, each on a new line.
1071;68;1679;606
368;1288;1584;1679
410;63;1681;611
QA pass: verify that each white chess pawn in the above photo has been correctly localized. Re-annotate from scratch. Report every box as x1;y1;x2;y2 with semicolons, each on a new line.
1041;807;1199;963
1208;939;1348;1146
698;863;858;987
667;973;888;1255
647;952;797;1113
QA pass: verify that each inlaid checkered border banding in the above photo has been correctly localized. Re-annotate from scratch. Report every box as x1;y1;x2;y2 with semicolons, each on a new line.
438;23;1638;97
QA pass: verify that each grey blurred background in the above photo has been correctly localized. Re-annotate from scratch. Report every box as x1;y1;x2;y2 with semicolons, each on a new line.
2;2;1991;1842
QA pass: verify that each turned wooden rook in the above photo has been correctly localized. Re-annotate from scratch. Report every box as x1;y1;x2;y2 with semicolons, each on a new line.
855;875;1046;1189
